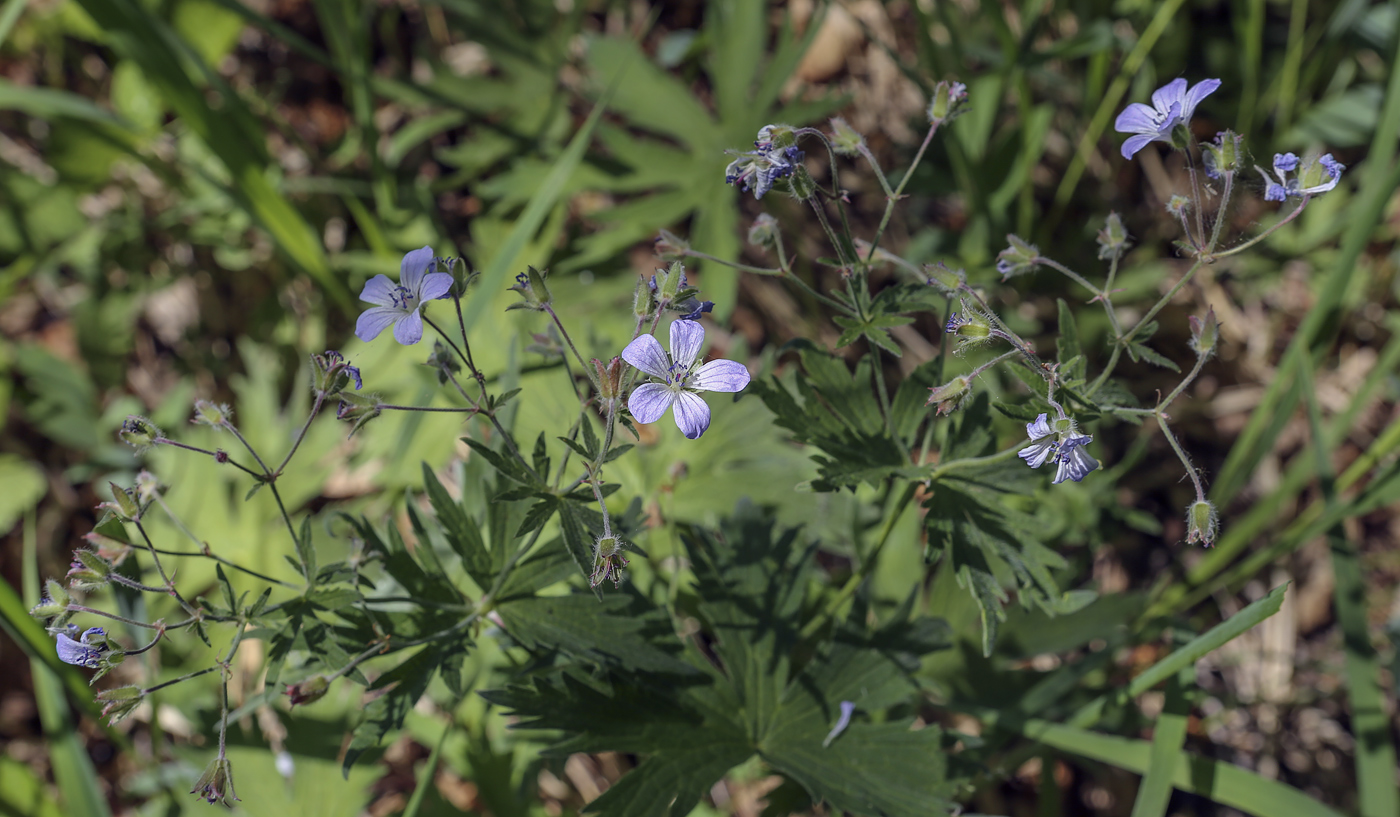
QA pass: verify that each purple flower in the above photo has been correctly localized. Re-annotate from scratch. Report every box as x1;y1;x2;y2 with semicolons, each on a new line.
354;247;453;345
1256;151;1345;201
622;320;751;439
55;625;107;668
1018;413;1100;484
724;125;804;199
1114;78;1222;160
823;700;857;747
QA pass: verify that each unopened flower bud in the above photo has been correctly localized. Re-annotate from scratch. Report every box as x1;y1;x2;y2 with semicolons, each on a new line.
633;275;658;320
654;229;689;261
926;376;972;415
1201;130;1244;180
995;234;1040;280
786;164;817;199
923;261;966;295
192;399;232;428
285;675;331;707
30;580;70;618
1185;500;1218;547
107;482;142;521
748;213;780;249
67;549;112;592
828;117;865;156
594;357;624;413
119;416;162;451
312;350;362;395
96;686;145;724
214;449;229;464
927;80;968;125
506;266;553;312
1188;307;1219;357
1096;212;1131;261
590;535;629;589
425;341;461;385
657;261;687;303
335;393;381;437
135;470;159;503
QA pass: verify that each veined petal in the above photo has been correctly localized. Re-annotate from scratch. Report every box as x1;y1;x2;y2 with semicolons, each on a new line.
1151;78;1188;116
1025;413;1053;440
672;390;711;439
359;274;399;306
1018;438;1058;469
399;246;435;291
669;319;706;371
1182;78;1222;118
355;307;402;342
1120;133;1157;160
1052;436;1100;484
691;359;750;393
418;271;454;302
628;383;674;425
1113;103;1161;135
55;631;102;668
622;333;671;379
393;309;424;345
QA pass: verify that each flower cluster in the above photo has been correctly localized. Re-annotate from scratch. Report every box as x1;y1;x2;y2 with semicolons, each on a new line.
724;125;805;199
1257;152;1345;201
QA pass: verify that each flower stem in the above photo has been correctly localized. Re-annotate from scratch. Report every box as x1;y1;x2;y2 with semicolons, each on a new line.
1206;194;1310;260
152;439;260;478
865;120;942;263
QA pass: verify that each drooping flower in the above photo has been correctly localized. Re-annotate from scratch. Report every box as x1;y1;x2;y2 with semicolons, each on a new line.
55;625;107;668
1114;78;1222;160
355;247;453;345
621;320;751;440
724;125;805;199
191;756;238;806
1256;152;1345;202
1018;413;1099;484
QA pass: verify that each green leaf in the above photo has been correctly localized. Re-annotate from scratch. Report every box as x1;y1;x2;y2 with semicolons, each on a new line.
889;356;944;444
496;593;697;676
343;644;446;776
1125;341;1180;372
1056;299;1085;381
421;462;492;586
1128;670;1190;817
0;455;47;542
494;539;576;601
579;412;601;460
531;432;551;478
557;501;601;595
295;516;316;583
462;437;538;486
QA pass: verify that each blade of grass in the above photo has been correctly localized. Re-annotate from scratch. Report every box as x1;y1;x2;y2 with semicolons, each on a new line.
1022;720;1347;817
23;512;112;817
1234;0;1265;133
1299;356;1399;817
1127;669;1190;817
401;722;452;817
0;0;24;45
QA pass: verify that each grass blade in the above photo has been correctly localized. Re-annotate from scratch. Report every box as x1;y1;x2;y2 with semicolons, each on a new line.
1127;669;1190;817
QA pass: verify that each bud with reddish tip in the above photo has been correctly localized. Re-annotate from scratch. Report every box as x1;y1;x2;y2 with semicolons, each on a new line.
285;675;331;707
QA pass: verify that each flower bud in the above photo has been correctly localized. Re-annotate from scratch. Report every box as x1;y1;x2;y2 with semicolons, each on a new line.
590;535;630;589
191;756;239;806
786;164;817;200
192;399;232;428
1188;307;1219;357
923;261;966;295
1096;212;1131;261
654;229;689;261
1201;130;1244;180
828;117;865;156
594;357;624;413
657;261;687;303
108;482;142;521
927;80;968;125
748;213;780;249
506;266;553;312
67;549;112;592
926;376;972;415
119;416;162;451
83;532;132;562
30;579;70;618
96;686;145;725
135;470;159;503
995;234;1040;280
285;675;331;707
425;341;461;385
1185;500;1218;547
633;275;658;321
335;393;382;437
312;350;362;395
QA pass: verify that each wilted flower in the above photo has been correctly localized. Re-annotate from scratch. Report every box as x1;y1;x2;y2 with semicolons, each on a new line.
622;320;751;440
312;350;361;394
1202;130;1244;180
724;125;805;200
285;675;331;707
1096;212;1131;261
355;246;453;344
1256;152;1345;201
191;756;238;806
944;304;994;352
590;535;629;588
926;376;972;415
1018;414;1100;484
507;265;553;312
926;80;968;125
1114;78;1222;159
55;625;107;669
96;686;145;725
119;416;162;450
1186;500;1218;547
995;234;1041;280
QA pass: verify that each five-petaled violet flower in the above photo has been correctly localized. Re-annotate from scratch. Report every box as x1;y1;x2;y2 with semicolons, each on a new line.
355;246;453;345
55;625;107;668
1114;78;1222;160
1018;413;1100;484
622;319;751;439
1256;152;1345;202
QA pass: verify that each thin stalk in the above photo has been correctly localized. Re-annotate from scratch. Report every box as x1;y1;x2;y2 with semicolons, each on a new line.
142;665;222;695
272;390;326;476
377;404;482;414
1205;170;1236;254
865;120;942;263
133;520;200;617
1156;416;1206;501
152;439;260;478
1206;195;1311;259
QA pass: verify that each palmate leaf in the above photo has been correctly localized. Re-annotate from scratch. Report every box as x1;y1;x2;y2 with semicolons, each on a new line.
483;505;957;816
495;592;697;676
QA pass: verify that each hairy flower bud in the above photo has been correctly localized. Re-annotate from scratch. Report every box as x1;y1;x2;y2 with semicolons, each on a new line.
590;535;630;589
1201;130;1244;180
995;234;1040;280
923;262;966;295
1166;194;1192;219
191;756;239;806
192;399;232;428
945;305;993;350
1185;500;1218;547
506;266;553;312
1188;307;1219;357
926;376;972;415
654;229;689;261
67;549;112;592
119;415;162;451
748;213;780;249
96;686;145;725
30;579;70;619
1096;212;1131;261
285;675;331;707
336;392;382;437
425;341;461;385
107;482;142;521
828;117;865;156
594;357;624;414
927;80;968;125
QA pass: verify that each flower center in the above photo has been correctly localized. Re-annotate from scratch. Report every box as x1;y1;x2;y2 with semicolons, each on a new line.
390;285;416;309
666;360;691;390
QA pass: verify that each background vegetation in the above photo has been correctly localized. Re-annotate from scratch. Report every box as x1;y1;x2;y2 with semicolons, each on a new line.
1;0;1398;815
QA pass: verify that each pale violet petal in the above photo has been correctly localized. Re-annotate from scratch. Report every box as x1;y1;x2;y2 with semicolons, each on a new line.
1182;78;1222;118
55;632;100;668
1120;133;1156;160
399;246;435;291
1150;78;1188;116
393;309;425;345
1025;413;1053;440
1113;103;1161;135
672;390;711;439
359;274;399;306
691;359;750;393
669;319;705;371
355;307;401;342
1018;438;1057;469
823;701;856;748
622;333;671;380
628;383;674;425
417;271;454;302
1052;436;1099;484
